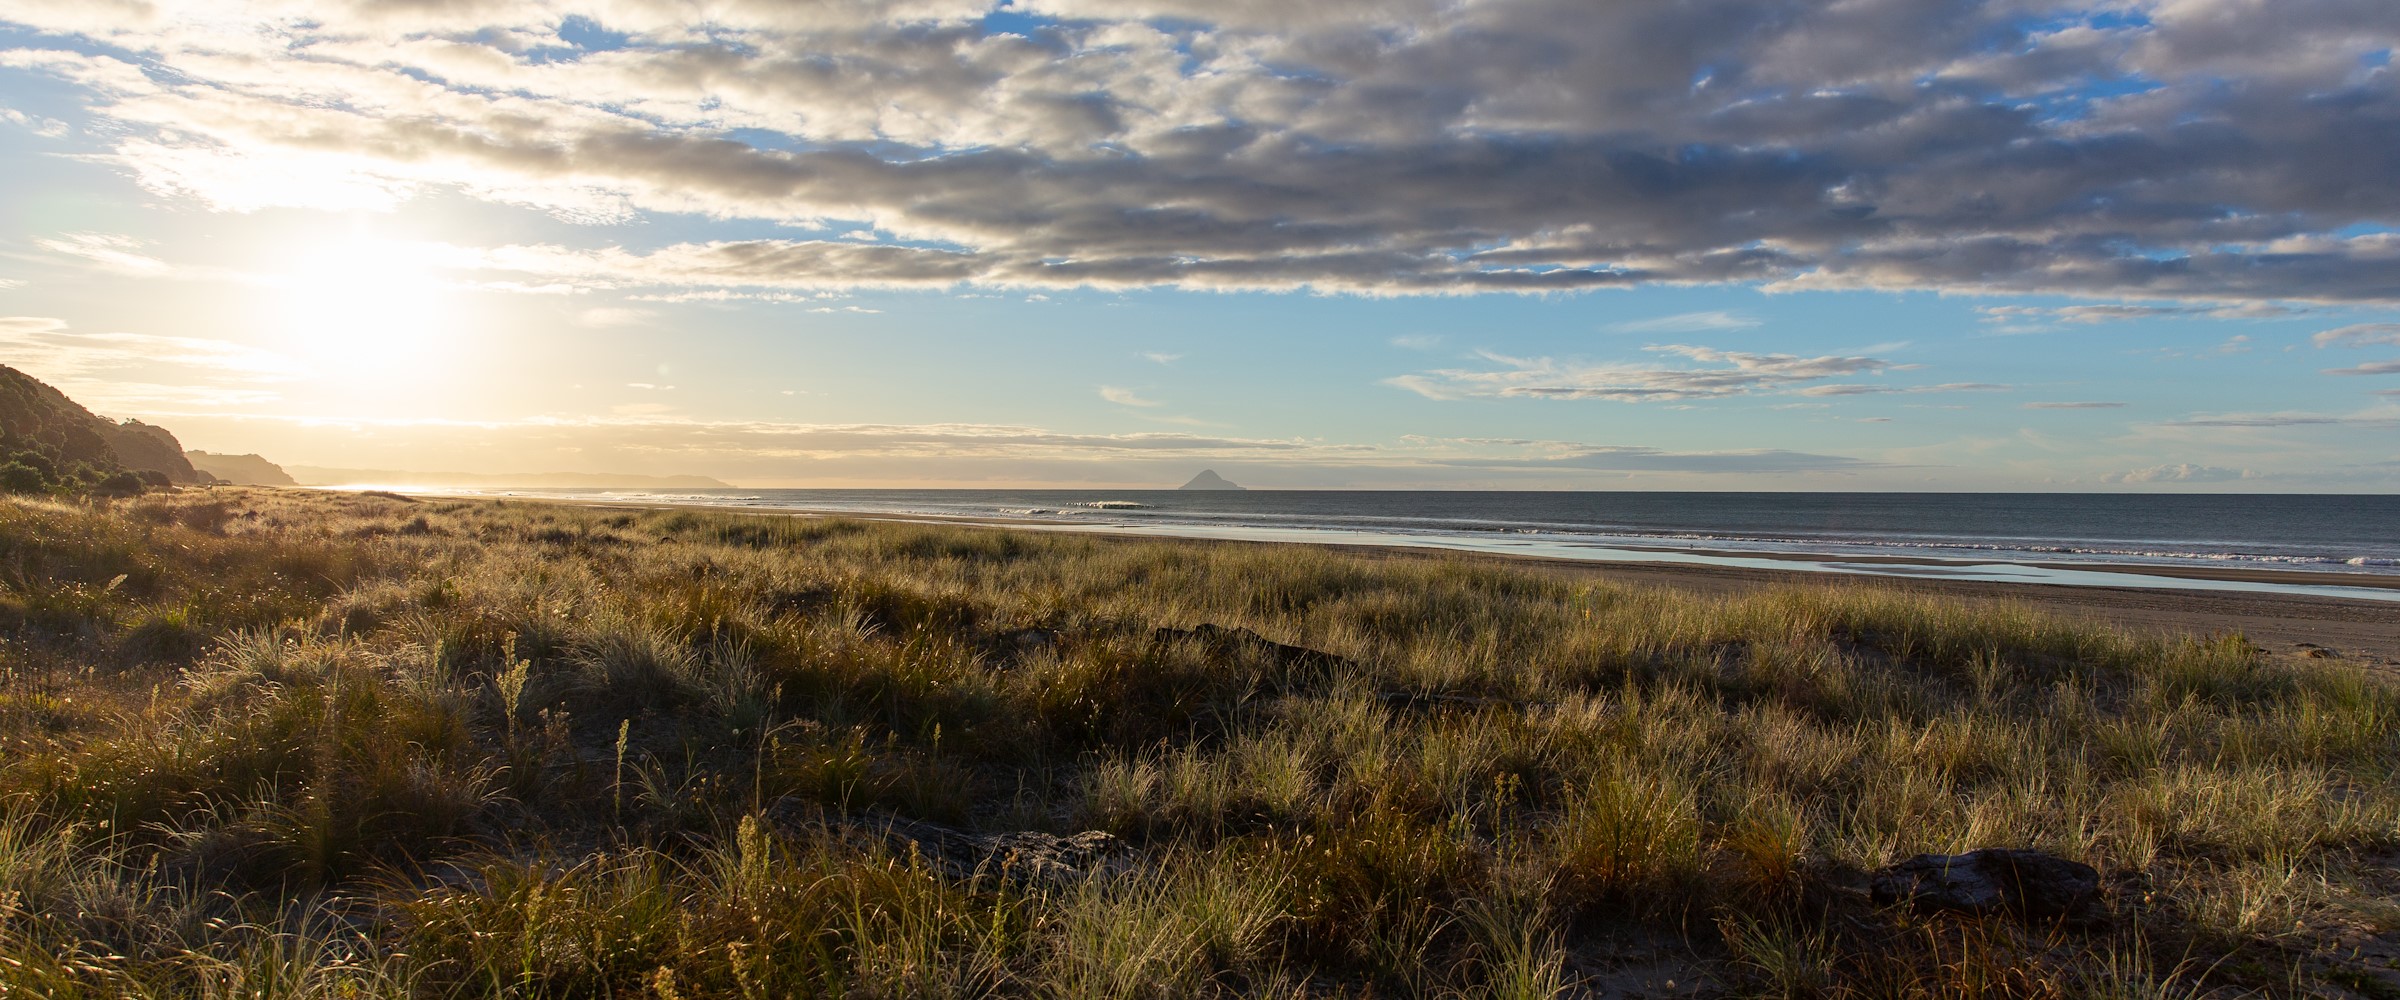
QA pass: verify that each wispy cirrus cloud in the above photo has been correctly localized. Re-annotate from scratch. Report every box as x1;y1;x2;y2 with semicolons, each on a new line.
1978;303;2306;326
1795;382;2005;398
1605;311;1759;334
2022;401;2126;410
0;316;300;408
1386;343;1911;402
2163;411;2400;429
1099;386;1163;407
1436;446;1882;474
34;232;170;274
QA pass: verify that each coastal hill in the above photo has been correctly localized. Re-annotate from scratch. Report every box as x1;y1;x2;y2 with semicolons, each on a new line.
99;420;208;484
1179;468;1245;490
187;451;298;486
287;467;732;489
0;364;205;492
1;369;727;495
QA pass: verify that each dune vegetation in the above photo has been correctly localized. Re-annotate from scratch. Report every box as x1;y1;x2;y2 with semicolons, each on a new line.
1;487;2395;998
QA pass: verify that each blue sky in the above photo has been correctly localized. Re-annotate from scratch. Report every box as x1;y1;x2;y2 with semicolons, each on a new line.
1;0;2396;489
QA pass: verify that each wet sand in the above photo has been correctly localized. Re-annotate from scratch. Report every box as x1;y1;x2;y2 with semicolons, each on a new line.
432;491;2400;663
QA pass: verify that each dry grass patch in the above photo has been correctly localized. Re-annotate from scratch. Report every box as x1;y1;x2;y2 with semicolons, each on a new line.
0;488;2392;997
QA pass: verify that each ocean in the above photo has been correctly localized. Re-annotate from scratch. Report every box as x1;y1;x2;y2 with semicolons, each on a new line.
430;489;2400;601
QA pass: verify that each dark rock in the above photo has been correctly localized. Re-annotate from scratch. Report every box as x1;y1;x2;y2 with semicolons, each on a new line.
1870;849;2099;921
1152;623;1355;671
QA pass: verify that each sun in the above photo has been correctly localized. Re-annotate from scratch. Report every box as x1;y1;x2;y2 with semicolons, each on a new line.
272;236;460;387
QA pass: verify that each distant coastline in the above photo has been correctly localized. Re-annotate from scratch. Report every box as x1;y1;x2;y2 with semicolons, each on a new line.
289;467;730;489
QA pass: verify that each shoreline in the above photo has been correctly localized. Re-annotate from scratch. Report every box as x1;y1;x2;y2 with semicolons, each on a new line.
389;489;2400;661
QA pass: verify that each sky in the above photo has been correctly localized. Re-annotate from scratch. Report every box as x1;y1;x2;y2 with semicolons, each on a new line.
0;0;2396;490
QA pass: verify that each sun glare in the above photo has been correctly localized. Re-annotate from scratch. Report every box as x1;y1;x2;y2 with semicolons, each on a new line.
272;237;460;388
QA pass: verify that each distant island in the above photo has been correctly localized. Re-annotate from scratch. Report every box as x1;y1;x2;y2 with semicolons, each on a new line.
287;467;733;489
1179;469;1245;491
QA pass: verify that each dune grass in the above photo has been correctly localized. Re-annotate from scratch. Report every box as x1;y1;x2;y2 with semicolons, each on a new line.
0;487;2395;997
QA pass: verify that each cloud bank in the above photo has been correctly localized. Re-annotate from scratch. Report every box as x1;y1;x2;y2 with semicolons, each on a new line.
5;1;2400;298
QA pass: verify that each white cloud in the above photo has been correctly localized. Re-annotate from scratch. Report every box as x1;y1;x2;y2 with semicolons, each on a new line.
575;307;656;328
1139;351;1182;364
1389;334;1442;350
0;106;68;137
2324;359;2400;376
1099;385;1162;407
2108;464;2258;484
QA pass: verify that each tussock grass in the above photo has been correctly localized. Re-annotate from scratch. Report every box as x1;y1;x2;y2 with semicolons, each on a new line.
0;487;2394;997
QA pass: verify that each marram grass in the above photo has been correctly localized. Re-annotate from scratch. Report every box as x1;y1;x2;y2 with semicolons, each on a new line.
0;488;2394;998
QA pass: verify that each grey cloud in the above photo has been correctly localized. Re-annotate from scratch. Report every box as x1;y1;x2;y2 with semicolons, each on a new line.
2324;360;2400;376
8;2;2400;297
2314;324;2400;348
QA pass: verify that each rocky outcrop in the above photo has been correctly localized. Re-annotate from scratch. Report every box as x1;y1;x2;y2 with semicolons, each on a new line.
1870;849;2100;921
